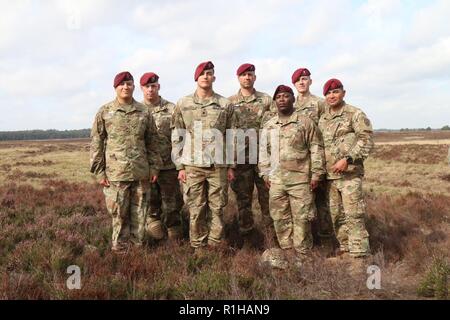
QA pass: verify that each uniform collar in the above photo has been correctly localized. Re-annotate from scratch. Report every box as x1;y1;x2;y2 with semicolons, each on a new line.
112;98;138;113
143;97;168;112
324;101;347;119
275;111;299;126
193;91;219;107
236;89;257;103
295;93;312;109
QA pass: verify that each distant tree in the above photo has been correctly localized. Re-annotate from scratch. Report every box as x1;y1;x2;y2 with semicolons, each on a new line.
426;127;432;131
442;125;450;130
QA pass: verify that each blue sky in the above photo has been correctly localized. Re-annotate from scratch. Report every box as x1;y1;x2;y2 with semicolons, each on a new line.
0;0;449;130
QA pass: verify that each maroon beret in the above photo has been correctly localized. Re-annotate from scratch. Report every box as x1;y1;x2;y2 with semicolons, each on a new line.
323;78;343;96
236;63;255;76
140;72;159;86
273;85;294;100
291;68;311;84
194;61;214;81
113;71;134;88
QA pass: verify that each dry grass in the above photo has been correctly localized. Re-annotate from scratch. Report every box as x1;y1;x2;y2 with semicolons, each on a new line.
0;133;449;300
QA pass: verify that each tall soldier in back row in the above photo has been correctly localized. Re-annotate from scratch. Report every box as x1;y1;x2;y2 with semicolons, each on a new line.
90;71;162;253
319;79;374;258
228;63;274;239
292;67;334;249
140;72;184;240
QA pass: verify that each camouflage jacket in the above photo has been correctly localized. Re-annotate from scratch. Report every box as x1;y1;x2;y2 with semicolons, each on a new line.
259;112;326;185
294;93;325;125
143;97;176;170
318;102;374;180
228;89;274;164
90;98;162;182
171;91;238;170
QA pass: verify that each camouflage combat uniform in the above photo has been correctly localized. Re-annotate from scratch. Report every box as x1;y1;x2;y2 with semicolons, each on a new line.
259;112;325;255
228;90;273;233
318;102;374;257
171;92;237;248
144;97;183;238
295;94;334;242
90;98;162;251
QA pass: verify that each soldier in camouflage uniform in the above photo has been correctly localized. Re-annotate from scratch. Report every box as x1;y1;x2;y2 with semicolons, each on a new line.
228;63;273;236
171;61;237;252
259;85;326;262
90;71;162;252
140;72;184;240
318;79;374;258
292;68;334;248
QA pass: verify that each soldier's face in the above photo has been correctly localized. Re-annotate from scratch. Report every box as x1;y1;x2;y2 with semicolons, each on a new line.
141;83;160;101
116;80;134;99
294;76;312;94
325;88;346;107
275;92;295;113
238;71;256;89
197;69;215;89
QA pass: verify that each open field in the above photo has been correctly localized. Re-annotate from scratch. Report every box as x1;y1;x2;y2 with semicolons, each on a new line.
0;132;449;299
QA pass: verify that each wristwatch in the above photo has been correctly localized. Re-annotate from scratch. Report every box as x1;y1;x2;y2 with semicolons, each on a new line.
345;156;354;165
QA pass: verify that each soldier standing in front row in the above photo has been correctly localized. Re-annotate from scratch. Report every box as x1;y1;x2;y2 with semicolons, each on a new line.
318;79;374;258
259;85;325;265
140;72;184;240
292;68;334;249
90;71;162;253
171;61;237;254
228;63;274;239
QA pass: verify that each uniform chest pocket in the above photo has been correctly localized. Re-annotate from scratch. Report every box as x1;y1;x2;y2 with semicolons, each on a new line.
157;116;172;136
128;113;146;137
335;118;353;138
207;107;226;131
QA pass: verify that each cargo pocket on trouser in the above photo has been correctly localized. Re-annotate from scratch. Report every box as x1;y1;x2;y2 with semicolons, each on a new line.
185;181;209;247
104;183;128;248
130;181;150;245
207;168;227;245
347;198;370;256
290;185;314;254
269;184;293;249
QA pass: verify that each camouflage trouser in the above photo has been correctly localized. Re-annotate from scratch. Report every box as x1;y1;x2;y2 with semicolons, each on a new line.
184;166;228;248
148;169;183;230
314;182;334;239
103;180;150;250
269;183;316;255
230;164;271;233
326;177;370;257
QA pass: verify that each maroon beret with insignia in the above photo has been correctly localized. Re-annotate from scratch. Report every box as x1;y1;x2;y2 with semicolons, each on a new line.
323;78;344;96
140;72;159;86
273;85;294;100
236;63;255;76
291;68;311;84
194;61;215;81
113;71;134;88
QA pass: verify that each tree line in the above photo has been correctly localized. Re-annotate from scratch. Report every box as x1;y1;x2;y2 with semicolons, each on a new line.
0;129;90;141
0;125;449;141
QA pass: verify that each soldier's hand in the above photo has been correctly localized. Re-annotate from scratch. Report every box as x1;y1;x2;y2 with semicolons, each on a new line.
227;168;236;182
99;178;110;187
178;170;187;183
310;179;319;191
151;175;158;184
331;159;348;174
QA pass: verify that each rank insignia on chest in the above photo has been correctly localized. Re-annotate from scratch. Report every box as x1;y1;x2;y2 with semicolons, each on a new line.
201;109;208;117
